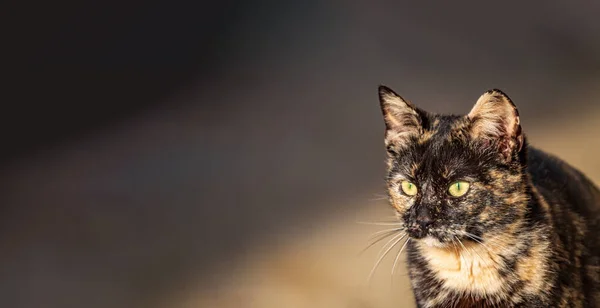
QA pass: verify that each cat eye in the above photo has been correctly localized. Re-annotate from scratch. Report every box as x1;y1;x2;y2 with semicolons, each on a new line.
448;181;470;197
400;181;418;196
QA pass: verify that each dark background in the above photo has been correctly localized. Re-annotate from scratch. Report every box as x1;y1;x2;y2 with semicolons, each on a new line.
2;1;600;307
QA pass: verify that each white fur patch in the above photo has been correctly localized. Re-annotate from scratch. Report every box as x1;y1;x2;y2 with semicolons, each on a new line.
417;241;506;296
421;236;449;248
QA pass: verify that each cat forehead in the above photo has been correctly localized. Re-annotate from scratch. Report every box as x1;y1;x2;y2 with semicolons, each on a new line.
393;125;481;178
398;144;472;169
424;114;466;133
393;152;480;183
415;114;470;146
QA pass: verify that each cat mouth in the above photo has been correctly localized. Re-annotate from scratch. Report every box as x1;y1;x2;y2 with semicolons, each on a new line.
407;225;443;239
407;224;428;238
407;227;452;247
421;235;449;248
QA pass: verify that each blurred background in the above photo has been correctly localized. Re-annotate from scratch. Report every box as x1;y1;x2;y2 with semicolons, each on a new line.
2;0;600;307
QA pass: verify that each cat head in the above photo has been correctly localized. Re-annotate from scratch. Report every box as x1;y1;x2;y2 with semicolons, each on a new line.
378;85;528;247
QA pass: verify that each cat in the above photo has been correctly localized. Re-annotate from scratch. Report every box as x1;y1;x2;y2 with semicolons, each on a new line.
376;85;600;307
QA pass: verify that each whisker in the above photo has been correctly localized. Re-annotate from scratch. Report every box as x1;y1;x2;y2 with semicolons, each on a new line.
358;229;402;256
376;231;406;259
460;233;505;266
436;230;484;264
466;232;512;250
430;228;465;258
368;227;404;240
356;221;403;226
463;232;483;241
368;233;407;284
462;226;512;247
463;232;493;245
455;237;475;260
463;233;486;246
463;232;501;253
466;238;487;263
370;193;388;200
391;238;411;284
463;235;506;266
368;196;388;201
450;236;462;260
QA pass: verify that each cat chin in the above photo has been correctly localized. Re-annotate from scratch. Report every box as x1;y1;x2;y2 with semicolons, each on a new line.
421;236;449;248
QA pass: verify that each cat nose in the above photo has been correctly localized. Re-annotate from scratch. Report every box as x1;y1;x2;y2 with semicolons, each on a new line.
416;207;434;230
407;206;435;238
416;215;433;229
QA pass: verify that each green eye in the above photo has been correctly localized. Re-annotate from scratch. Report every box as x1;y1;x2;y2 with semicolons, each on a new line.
448;181;470;197
400;181;418;196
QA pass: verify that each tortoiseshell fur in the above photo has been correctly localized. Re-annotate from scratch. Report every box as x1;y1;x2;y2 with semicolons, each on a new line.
377;86;600;307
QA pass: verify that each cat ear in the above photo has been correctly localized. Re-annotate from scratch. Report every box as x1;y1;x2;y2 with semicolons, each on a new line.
467;89;524;159
378;85;422;147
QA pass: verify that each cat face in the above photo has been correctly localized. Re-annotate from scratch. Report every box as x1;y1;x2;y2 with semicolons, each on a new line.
379;86;528;247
